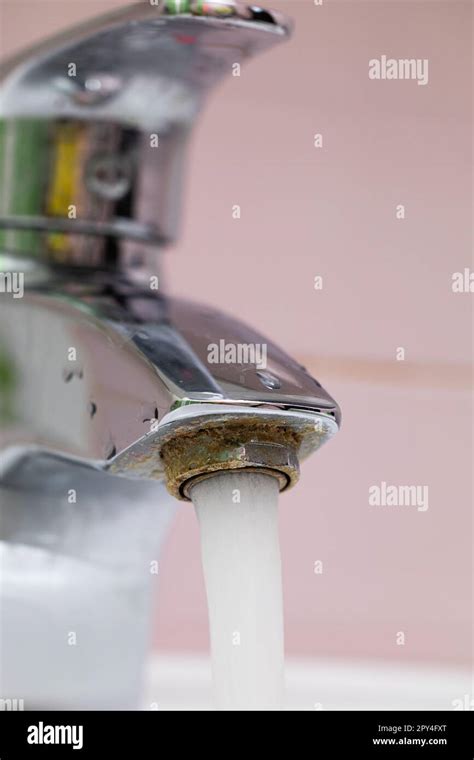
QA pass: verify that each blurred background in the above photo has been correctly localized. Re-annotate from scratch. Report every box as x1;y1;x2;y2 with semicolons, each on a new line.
1;0;471;708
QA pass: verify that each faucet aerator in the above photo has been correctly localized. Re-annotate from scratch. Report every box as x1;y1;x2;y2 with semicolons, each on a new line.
161;419;301;501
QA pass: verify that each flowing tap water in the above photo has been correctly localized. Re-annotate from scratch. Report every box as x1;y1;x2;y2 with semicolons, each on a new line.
191;471;284;710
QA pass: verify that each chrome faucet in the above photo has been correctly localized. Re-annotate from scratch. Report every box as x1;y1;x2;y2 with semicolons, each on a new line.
0;1;340;709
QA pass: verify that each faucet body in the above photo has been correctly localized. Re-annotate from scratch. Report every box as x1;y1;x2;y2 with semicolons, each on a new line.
0;2;340;708
0;264;340;491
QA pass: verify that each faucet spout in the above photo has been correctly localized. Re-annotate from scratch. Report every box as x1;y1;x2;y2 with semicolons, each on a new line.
0;265;340;491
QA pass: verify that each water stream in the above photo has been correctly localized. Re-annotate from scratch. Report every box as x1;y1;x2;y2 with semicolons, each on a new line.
192;471;284;710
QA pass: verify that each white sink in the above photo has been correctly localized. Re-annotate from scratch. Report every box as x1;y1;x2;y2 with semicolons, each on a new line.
143;654;471;711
